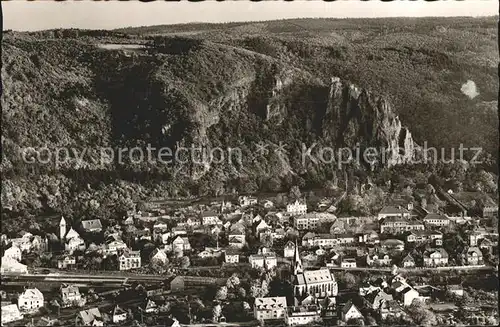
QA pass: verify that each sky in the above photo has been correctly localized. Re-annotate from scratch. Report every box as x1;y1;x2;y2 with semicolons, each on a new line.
2;0;498;32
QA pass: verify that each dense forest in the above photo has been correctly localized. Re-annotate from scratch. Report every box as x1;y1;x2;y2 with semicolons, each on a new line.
1;17;498;230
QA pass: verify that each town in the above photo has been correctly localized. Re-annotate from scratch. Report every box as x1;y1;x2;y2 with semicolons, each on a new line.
1;186;498;326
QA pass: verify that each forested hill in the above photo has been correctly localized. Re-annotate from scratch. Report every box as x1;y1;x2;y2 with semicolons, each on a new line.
1;17;498;226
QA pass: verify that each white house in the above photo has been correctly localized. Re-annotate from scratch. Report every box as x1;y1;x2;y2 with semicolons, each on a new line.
119;250;141;271
150;248;168;264
4;245;22;262
58;255;76;269
18;288;44;312
239;196;257;207
112;305;127;324
106;239;128;255
201;211;221;225
60;284;83;308
224;251;240;264
341;301;363;322
65;236;86;253
287;200;307;216
283;241;296;258
249;249;277;270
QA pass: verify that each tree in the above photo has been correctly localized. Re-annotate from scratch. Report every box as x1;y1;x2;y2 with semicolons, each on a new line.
179;256;190;269
250;279;269;298
226;274;241;289
407;301;437;326
237;287;247;299
212;304;222;323
340;272;357;289
215;286;228;301
289;185;301;200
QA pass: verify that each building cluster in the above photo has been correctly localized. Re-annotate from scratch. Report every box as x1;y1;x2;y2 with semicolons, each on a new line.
0;188;497;326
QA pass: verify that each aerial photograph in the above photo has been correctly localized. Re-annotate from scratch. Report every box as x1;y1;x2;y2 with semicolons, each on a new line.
0;0;498;326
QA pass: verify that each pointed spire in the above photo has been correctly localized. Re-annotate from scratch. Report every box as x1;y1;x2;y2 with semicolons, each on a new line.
293;239;303;275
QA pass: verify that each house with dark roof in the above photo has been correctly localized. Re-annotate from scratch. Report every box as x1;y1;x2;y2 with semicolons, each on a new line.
423;248;448;267
378;206;410;220
400;253;415;268
341;300;363;322
253;296;287;321
77;307;103;326
111;305;127;323
80;219;103;233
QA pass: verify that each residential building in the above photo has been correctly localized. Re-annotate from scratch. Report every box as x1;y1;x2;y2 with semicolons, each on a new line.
446;285;464;297
58;255;76;269
358;230;380;245
224;251;240;264
77;307;103;326
284;241;296;258
335;233;356;245
287;200;308;216
253;296;287;321
400;254;415;268
255;220;271;236
423;213;450;227
3;245;22;262
65;228;80;241
143;299;158;314
367;252;392;267
380;239;405;252
249;249;277;270
18;288;44;312
149;248;168;265
293;212;335;230
302;233;337;248
406;230;443;244
423;248;449;267
65;236;86;253
1;304;23;325
341;258;357;268
377;206;410;220
119;250;141;271
460;247;483;265
285;306;322;326
341;301;363;322
166;235;191;253
105;239;128;255
380;217;425;234
81;219;103;233
363;290;393;310
201;211;221;225
399;287;420;306
239;196;257;207
60;284;83;308
111;305;127;324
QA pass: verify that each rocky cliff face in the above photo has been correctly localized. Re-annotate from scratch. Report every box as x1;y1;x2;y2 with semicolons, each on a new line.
2;35;421;199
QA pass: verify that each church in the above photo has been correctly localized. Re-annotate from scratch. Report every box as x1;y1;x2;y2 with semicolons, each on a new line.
292;241;338;299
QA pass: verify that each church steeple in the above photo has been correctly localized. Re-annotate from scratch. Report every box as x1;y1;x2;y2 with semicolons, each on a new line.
293;239;303;275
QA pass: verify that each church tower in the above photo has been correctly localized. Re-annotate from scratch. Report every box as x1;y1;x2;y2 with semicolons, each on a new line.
293;240;303;275
59;216;67;241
